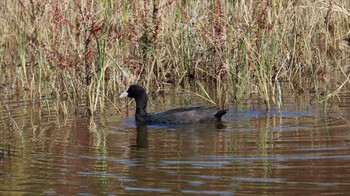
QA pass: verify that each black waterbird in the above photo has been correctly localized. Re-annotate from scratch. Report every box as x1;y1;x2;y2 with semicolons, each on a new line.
119;85;228;124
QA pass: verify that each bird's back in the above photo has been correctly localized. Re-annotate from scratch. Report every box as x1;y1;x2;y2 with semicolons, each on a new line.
143;106;227;124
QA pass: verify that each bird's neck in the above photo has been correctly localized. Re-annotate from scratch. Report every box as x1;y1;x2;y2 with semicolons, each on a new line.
135;93;147;117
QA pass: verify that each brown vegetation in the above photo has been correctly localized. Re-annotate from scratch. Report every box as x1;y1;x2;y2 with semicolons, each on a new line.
0;0;349;114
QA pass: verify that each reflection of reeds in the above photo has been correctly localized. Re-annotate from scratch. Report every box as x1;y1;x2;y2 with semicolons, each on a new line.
0;102;18;161
0;0;348;114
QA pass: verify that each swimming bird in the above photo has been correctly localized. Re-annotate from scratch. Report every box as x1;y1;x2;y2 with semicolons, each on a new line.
119;85;228;124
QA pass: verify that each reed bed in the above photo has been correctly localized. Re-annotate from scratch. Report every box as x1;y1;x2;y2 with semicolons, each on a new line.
0;0;349;114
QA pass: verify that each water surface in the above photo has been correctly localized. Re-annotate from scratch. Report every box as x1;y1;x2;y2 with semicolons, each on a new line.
1;95;350;195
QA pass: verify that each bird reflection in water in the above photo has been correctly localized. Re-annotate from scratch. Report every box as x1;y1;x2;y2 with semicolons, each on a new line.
136;123;148;149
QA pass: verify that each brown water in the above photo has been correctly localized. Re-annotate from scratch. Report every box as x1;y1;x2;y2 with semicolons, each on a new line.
1;94;350;195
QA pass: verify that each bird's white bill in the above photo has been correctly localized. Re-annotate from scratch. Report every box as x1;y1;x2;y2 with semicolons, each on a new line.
119;91;128;98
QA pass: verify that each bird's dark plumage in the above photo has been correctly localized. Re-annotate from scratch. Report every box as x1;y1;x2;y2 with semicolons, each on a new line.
120;85;227;124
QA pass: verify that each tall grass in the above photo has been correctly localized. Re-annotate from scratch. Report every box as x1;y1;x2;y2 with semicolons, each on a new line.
0;0;349;114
